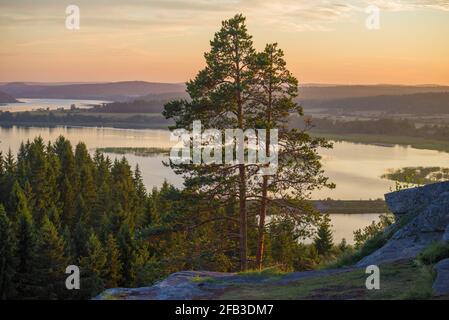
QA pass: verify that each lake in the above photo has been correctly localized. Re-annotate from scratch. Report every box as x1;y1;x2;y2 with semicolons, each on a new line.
0;98;106;112
3;125;449;243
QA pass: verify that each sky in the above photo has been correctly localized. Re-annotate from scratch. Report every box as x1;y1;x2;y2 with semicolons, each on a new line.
1;0;449;85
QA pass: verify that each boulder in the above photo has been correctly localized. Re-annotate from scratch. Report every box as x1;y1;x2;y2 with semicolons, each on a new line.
95;271;234;300
433;258;449;297
357;185;449;267
385;181;449;216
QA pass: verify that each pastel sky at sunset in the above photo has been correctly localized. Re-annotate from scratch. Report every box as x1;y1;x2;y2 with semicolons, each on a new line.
1;0;448;84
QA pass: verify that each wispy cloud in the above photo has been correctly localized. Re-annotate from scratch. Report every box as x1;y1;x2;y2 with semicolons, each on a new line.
0;0;448;33
362;0;449;11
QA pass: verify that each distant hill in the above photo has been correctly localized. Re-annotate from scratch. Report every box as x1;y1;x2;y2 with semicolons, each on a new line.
298;85;449;101
302;92;449;114
0;91;19;103
0;81;186;101
2;82;449;113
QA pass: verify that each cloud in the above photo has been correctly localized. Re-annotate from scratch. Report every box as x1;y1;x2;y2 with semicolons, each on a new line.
0;0;448;33
360;0;449;11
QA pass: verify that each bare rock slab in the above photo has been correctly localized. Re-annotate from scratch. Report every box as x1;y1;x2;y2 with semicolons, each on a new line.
385;181;449;216
357;190;449;267
433;258;449;297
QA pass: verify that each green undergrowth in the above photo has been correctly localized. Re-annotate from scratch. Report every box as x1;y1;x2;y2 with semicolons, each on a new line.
417;241;449;265
218;261;435;300
325;213;415;269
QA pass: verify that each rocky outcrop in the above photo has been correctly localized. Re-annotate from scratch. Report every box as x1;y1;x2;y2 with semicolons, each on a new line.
98;182;449;300
95;268;358;300
357;182;449;267
384;181;449;217
95;271;235;300
433;259;449;297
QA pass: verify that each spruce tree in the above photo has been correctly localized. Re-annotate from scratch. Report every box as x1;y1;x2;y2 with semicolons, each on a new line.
117;221;136;286
314;215;334;255
7;181;29;224
80;232;107;297
72;221;89;261
54;136;78;229
105;234;122;288
34;215;68;299
14;195;38;299
0;205;17;299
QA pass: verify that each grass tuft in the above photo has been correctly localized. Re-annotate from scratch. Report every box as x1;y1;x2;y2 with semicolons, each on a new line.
417;241;449;265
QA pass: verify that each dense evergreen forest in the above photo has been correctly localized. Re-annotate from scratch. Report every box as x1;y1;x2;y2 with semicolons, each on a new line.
0;136;350;299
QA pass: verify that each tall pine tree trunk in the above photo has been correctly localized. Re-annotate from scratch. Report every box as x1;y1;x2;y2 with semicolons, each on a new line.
235;45;248;271
238;164;247;271
256;71;272;270
256;176;268;270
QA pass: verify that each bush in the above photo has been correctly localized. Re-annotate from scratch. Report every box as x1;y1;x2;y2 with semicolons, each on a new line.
417;241;449;265
353;214;394;248
326;231;388;268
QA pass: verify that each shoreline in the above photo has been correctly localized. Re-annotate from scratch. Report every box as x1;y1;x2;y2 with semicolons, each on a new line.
2;121;449;154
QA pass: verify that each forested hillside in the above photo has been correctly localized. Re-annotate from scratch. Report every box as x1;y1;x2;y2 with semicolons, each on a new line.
0;136;343;299
302;92;449;114
0;91;18;103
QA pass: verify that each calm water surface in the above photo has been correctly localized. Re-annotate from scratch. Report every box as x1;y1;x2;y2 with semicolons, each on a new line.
3;125;448;243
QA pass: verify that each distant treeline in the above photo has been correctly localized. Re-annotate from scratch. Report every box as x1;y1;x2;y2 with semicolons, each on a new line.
310;199;388;214
302;92;449;114
0;111;171;129
95;91;449;115
91;100;167;113
306;117;449;141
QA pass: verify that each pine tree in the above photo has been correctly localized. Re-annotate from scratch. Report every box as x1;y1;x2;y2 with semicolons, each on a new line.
163;14;257;270
314;215;334;255
0;205;17;299
250;43;333;269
